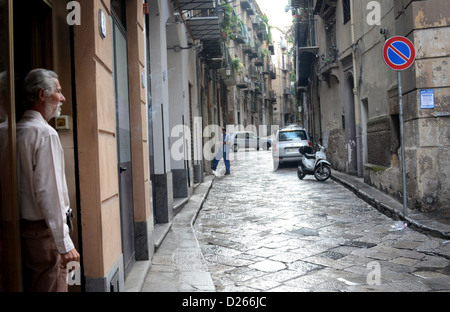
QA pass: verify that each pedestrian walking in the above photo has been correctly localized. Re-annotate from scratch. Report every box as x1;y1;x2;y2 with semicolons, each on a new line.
17;69;80;292
211;127;231;175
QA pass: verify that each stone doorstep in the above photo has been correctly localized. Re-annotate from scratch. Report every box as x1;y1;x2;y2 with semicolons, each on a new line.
124;222;172;292
124;260;151;292
173;197;189;213
153;222;173;249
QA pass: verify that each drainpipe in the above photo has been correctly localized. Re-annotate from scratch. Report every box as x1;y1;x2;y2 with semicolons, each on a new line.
350;0;362;176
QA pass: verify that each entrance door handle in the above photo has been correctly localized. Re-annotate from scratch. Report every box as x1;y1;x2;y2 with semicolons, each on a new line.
120;166;127;173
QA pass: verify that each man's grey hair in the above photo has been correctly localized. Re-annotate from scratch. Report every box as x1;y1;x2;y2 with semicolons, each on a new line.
24;68;58;105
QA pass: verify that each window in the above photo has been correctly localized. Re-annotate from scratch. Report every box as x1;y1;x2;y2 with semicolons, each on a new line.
279;130;307;142
343;0;351;24
324;19;337;61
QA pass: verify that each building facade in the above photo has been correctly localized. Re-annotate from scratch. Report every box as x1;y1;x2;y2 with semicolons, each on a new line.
271;26;297;127
0;0;279;292
221;0;276;136
293;0;449;212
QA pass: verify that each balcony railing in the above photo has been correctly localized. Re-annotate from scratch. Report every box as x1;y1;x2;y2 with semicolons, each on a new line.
186;16;222;41
269;90;277;103
294;0;320;87
175;0;215;10
236;74;250;88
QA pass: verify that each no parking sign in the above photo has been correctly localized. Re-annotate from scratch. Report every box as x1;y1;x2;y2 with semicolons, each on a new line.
383;36;416;71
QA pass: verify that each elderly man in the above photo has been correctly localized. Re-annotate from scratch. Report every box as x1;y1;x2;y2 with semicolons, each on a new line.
17;69;80;292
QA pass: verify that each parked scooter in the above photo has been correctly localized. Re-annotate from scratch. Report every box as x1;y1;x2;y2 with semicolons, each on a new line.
297;144;332;181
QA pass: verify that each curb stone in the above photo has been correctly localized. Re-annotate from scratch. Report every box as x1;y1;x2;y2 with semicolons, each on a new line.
330;173;450;240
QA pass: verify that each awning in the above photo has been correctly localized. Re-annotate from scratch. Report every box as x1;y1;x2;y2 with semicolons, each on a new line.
186;16;222;41
174;0;215;10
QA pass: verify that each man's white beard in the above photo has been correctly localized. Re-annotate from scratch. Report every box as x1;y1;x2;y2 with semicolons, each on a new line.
45;102;62;121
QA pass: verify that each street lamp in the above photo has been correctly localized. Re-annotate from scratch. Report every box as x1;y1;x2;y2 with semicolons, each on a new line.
226;66;231;76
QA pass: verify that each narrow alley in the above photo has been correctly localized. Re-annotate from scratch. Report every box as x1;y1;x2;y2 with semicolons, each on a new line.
194;150;450;292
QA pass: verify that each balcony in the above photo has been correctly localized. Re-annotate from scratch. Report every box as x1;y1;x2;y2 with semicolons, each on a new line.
186;16;222;41
318;60;339;87
243;44;253;55
270;67;276;79
254;81;262;94
254;57;264;67
175;0;215;10
290;0;310;9
241;0;256;15
235;34;247;44
249;44;260;59
281;64;291;72
251;15;261;27
269;90;277;103
294;1;319;88
201;39;224;69
263;63;276;79
236;74;250;88
240;0;252;9
246;5;255;16
209;57;224;69
314;0;338;19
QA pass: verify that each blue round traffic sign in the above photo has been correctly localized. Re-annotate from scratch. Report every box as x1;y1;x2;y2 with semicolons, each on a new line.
383;36;416;71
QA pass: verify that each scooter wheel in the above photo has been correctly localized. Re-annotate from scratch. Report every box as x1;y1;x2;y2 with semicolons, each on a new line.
297;167;306;180
314;164;331;181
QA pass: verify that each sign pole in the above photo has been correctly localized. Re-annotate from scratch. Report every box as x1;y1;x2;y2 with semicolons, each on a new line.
397;71;408;217
383;36;415;217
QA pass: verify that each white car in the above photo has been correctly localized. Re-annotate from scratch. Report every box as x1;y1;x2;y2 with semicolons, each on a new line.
231;131;272;152
272;125;312;169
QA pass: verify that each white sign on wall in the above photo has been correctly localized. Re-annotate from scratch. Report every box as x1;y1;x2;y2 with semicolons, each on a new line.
420;89;435;109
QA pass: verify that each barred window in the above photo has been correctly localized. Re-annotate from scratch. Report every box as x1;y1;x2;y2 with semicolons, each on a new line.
343;0;351;24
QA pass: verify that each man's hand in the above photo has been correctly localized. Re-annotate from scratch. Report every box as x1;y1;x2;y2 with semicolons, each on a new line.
61;248;80;267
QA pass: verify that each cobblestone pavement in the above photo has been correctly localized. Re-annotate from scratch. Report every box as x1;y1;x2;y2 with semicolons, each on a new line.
193;150;450;292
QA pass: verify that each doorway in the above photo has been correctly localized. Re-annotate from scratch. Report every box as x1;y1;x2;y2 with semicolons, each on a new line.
344;74;357;175
13;0;53;121
361;98;369;169
111;11;135;278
